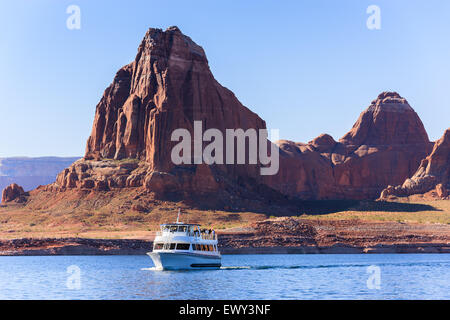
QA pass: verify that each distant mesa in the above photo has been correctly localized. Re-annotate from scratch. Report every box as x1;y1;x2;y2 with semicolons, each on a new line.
0;157;80;192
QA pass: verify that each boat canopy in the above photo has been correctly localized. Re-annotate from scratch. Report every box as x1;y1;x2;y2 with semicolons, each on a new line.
160;224;199;233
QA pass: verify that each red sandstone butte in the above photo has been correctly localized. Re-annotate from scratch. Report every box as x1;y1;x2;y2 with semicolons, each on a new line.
1;183;26;203
48;26;282;209
266;92;433;199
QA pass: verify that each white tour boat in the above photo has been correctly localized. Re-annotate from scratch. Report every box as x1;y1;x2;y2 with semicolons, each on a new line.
147;210;221;270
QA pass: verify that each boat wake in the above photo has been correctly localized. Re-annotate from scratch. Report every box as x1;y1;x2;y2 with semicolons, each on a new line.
221;261;449;271
142;261;446;272
141;264;362;272
141;266;250;271
220;266;251;270
141;267;161;271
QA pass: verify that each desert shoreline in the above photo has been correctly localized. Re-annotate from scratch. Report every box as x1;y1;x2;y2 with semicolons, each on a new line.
1;217;450;256
1;237;449;256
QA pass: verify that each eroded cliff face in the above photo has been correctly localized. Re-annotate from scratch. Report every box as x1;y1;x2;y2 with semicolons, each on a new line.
85;26;265;172
266;92;433;199
380;128;450;199
45;26;283;209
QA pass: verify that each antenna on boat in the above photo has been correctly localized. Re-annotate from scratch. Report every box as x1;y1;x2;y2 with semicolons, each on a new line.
176;208;181;223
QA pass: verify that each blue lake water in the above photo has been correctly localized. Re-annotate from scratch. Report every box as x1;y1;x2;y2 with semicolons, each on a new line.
0;254;449;299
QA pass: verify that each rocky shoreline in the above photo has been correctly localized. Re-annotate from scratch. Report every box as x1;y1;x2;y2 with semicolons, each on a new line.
0;238;449;256
1;218;449;255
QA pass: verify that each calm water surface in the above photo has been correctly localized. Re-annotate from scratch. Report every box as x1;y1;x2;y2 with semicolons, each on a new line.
0;254;449;299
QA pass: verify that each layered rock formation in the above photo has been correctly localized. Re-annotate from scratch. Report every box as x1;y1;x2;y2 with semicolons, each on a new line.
266;92;433;199
13;27;440;211
42;26;285;210
380;128;450;199
85;26;265;167
1;183;26;203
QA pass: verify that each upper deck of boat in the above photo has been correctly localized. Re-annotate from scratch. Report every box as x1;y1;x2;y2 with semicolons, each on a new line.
156;223;217;241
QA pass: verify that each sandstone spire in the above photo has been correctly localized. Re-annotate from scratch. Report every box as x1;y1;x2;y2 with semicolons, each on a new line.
85;26;266;176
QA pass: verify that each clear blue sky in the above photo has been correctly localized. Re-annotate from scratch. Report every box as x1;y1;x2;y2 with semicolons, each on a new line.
1;0;449;157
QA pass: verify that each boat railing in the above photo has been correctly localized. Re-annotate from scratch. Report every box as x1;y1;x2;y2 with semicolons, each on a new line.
155;230;217;240
195;233;217;241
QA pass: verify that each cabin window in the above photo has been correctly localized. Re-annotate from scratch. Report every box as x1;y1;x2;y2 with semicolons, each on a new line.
169;243;176;250
178;226;187;233
176;243;190;250
154;243;163;250
209;245;213;251
169;226;178;232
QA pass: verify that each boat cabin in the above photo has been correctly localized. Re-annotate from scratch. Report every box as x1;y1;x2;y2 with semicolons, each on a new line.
153;223;218;252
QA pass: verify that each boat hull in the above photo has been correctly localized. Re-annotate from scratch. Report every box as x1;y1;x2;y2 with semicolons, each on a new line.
147;252;221;270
